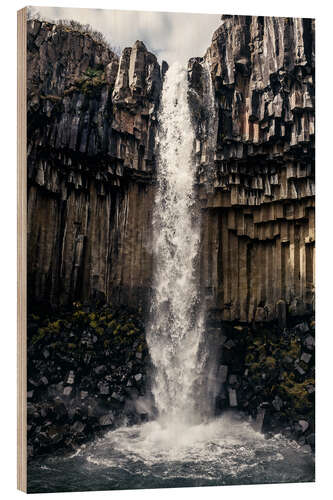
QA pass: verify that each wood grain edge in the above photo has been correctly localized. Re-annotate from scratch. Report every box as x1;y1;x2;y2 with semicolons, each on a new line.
17;6;27;493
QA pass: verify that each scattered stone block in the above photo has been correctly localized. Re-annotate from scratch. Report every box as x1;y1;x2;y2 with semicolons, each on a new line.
98;382;109;395
272;395;283;411
301;352;312;364
99;414;114;426
94;365;106;375
218;365;228;383
295;362;306;375
228;374;238;387
28;378;39;387
298;420;309;433
297;322;309;334
228;388;238;407
67;370;75;384
304;335;315;350
71;421;86;433
224;339;235;350
63;386;72;396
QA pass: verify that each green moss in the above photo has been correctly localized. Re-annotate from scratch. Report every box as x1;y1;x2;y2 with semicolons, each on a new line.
286;339;300;359
264;356;277;370
279;376;314;412
245;352;255;365
76;67;106;96
40;94;62;102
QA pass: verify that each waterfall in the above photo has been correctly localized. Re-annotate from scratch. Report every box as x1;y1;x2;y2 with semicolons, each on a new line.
146;62;209;426
202;59;217;191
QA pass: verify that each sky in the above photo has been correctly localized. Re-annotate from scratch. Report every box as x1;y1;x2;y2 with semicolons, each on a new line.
28;6;222;64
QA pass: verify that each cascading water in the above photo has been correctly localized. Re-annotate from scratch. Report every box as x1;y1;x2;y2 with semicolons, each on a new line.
202;60;217;191
146;62;209;425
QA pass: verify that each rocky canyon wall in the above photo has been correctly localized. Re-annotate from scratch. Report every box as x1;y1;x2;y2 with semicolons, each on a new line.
27;16;315;323
27;20;163;308
190;15;315;323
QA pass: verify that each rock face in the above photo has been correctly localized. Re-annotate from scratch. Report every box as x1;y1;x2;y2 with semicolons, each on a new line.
27;20;161;308
189;15;315;322
27;16;315;324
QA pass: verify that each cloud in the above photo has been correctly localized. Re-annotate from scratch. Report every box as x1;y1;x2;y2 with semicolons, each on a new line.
29;6;221;64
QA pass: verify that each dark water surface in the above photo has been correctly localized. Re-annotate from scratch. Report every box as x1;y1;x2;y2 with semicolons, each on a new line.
28;417;314;493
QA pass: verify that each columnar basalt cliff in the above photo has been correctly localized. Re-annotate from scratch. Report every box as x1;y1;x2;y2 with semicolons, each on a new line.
26;15;316;460
27;16;315;324
27;20;162;309
190;15;315;323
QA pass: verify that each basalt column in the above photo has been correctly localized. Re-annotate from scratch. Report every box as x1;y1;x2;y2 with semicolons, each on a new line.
27;20;164;309
189;15;315;323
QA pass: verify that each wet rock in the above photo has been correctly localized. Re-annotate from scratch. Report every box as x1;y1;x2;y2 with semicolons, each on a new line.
301;352;312;364
94;365;107;375
228;388;238;407
304;335;315;350
66;371;75;384
43;349;50;359
98;382;109;395
28;378;39;387
297;322;310;334
63;386;72;396
218;365;228;383
294;361;306;376
224;339;235;350
228;374;239;388
272;395;283;411
298;420;309;433
99;414;114;426
71;421;86;433
111;392;124;403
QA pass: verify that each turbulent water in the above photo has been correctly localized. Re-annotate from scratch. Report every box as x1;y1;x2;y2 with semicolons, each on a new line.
28;415;314;493
201;60;217;191
28;62;314;493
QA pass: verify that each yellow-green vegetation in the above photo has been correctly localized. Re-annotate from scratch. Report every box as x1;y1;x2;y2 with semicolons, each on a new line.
29;301;145;353
279;373;314;412
40;94;62;103
244;331;313;416
75;67;106;96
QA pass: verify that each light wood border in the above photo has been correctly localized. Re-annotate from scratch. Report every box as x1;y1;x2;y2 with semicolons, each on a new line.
17;7;27;493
